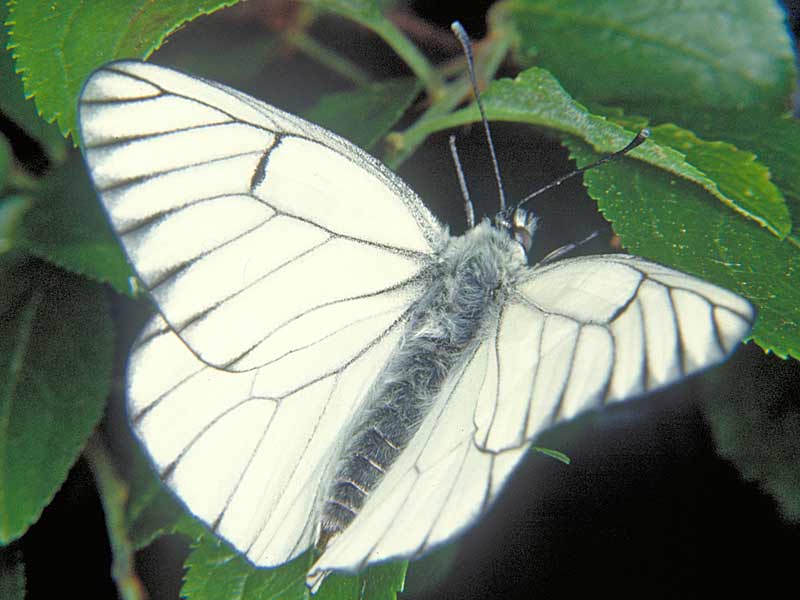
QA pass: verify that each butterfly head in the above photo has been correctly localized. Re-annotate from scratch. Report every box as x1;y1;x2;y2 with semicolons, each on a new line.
494;207;538;255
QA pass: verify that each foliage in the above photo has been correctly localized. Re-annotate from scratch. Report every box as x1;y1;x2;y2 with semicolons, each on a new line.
0;0;797;598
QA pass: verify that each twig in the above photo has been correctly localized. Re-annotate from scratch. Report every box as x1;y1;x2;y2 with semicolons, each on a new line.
85;434;148;600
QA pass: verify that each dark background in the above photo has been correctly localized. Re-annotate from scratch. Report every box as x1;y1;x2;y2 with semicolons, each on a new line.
10;1;800;598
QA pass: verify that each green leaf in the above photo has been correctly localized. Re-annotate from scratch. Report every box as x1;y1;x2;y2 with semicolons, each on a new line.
630;104;800;210
647;123;790;240
318;561;407;600
492;0;796;113
0;262;113;543
18;151;134;297
403;67;791;238
354;561;407;600
182;533;408;600
0;2;67;163
0;196;31;254
304;77;422;150
564;138;799;360
7;0;244;141
532;446;571;465
0;548;25;600
182;539;313;600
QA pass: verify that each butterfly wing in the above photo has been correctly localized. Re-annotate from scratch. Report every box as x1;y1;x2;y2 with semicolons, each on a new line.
78;61;448;565
129;310;407;566
79;60;444;376
309;253;754;579
473;253;755;453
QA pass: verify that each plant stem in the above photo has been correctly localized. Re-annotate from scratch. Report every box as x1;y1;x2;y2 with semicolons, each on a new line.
85;434;147;600
287;30;372;87
368;17;444;100
384;33;511;169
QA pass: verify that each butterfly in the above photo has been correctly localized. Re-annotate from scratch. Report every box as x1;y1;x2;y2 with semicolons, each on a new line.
78;59;754;590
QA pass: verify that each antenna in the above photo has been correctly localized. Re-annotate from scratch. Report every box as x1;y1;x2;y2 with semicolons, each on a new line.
449;135;476;228
514;129;650;213
451;21;507;212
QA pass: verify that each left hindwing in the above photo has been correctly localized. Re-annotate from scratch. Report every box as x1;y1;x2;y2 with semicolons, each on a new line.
473;254;755;453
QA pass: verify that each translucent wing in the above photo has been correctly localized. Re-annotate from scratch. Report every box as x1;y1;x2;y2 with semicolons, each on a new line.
129;312;406;566
78;60;445;383
77;60;447;566
308;254;753;580
473;253;755;453
309;341;530;580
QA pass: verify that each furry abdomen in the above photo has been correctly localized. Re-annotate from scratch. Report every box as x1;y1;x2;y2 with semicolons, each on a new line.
319;222;525;545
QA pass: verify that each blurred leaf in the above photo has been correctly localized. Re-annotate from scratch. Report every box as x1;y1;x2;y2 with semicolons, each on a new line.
126;443;203;550
0;196;31;254
407;67;791;237
0;135;10;188
703;352;800;520
153;34;280;90
305;77;421;149
493;0;796;114
308;0;384;26
7;0;244;141
18;152;134;297
0;253;33;316
307;0;441;95
0;263;113;543
0;548;25;600
564;138;799;360
403;544;458;598
319;561;407;600
0;2;67;163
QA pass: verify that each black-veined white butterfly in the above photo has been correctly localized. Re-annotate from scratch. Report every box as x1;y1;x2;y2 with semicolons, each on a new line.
77;56;754;591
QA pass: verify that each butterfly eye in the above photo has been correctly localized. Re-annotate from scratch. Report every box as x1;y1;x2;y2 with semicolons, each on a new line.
510;207;536;254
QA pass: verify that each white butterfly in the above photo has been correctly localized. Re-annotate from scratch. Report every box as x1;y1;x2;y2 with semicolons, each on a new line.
78;60;754;590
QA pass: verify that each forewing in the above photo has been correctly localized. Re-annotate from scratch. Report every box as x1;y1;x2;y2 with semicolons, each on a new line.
129;311;406;566
78;60;444;375
473;254;755;453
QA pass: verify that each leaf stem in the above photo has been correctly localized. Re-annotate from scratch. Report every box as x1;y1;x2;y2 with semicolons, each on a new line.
85;434;148;600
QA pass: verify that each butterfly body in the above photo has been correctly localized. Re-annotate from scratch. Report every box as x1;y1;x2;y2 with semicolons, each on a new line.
320;219;527;545
78;60;755;589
